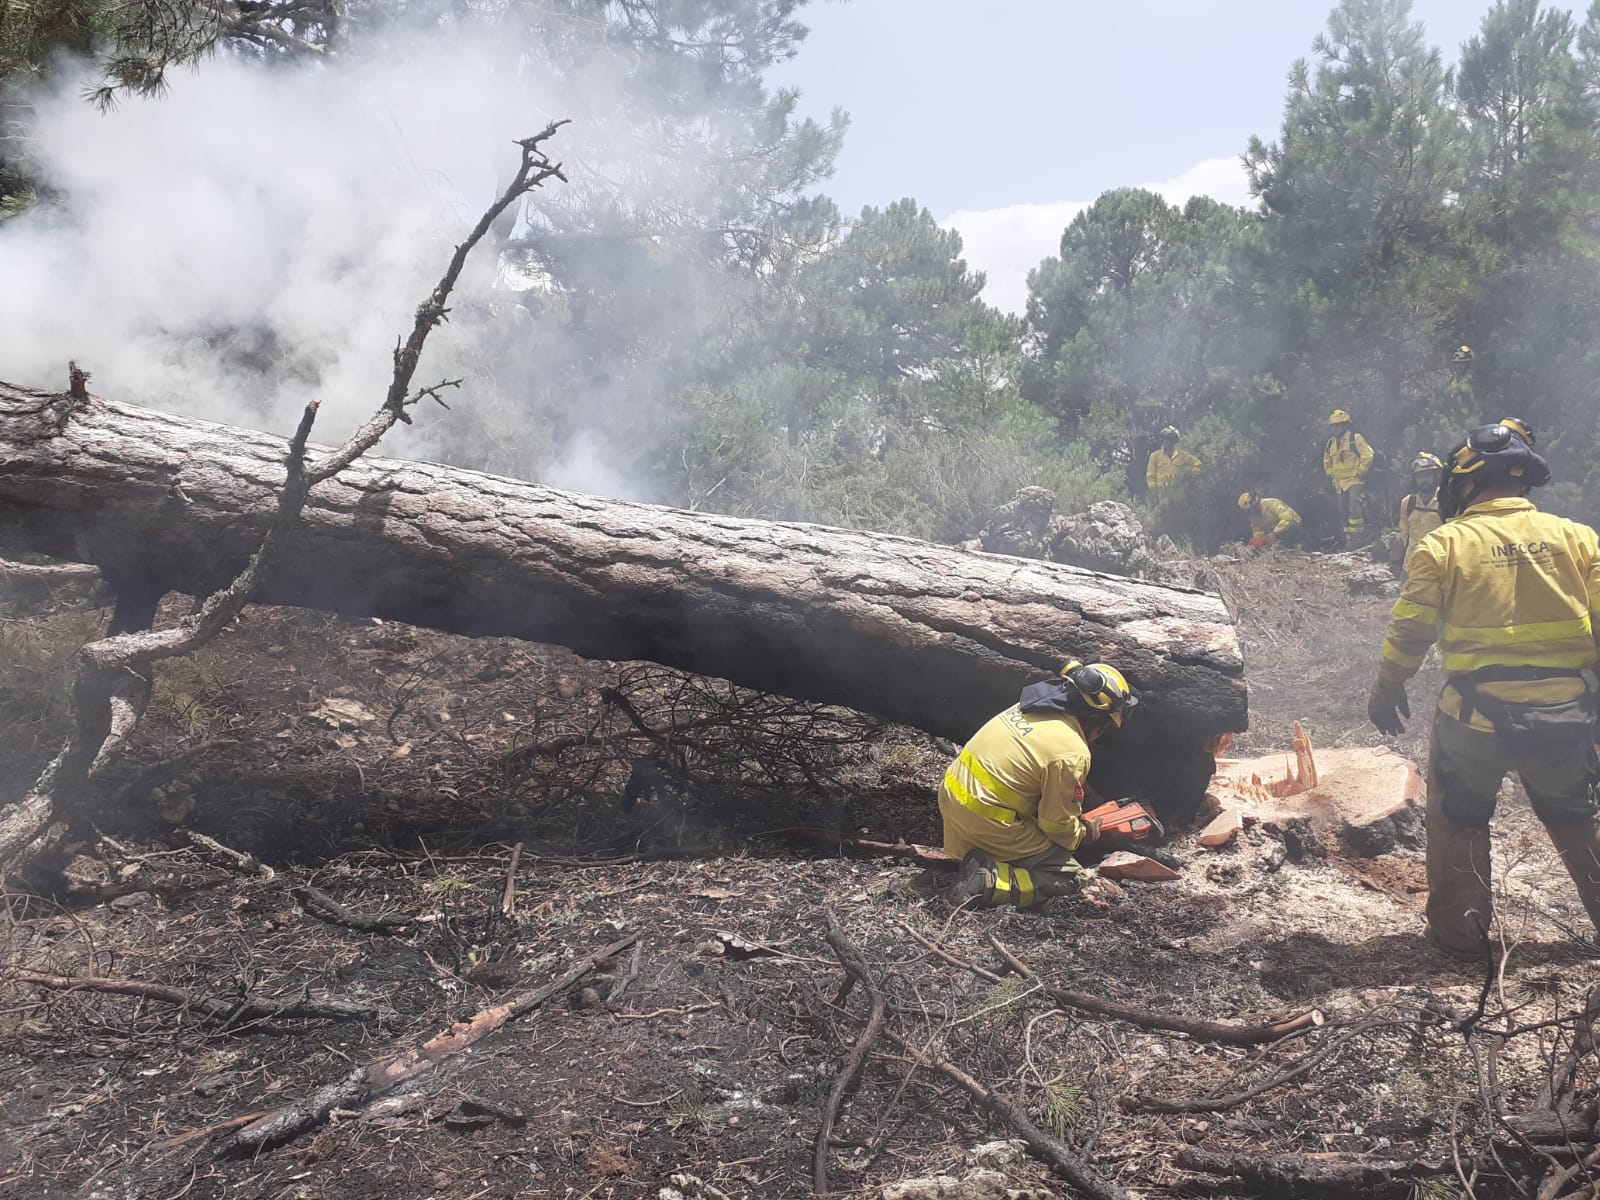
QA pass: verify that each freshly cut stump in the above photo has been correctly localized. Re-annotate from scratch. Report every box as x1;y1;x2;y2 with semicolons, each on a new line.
1209;724;1424;857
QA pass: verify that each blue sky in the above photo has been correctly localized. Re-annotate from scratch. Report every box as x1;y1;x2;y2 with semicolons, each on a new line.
771;0;1497;310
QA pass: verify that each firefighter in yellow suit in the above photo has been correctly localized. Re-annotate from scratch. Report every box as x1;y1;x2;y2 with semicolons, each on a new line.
1146;426;1202;496
1369;421;1600;957
940;661;1137;908
1324;410;1375;547
1238;491;1302;549
1393;452;1444;576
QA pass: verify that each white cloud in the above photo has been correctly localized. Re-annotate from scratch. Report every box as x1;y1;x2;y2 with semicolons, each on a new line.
942;155;1254;315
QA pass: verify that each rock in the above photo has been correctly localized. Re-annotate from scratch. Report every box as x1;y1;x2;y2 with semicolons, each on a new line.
1046;501;1147;573
1096;851;1181;882
978;487;1057;558
881;1169;1011;1200
308;697;377;729
1346;566;1399;597
1198;809;1243;847
109;891;154;911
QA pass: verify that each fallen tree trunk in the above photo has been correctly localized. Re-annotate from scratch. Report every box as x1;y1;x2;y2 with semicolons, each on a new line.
0;384;1246;810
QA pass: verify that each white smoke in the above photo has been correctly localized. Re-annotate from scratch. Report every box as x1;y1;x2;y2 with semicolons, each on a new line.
0;36;544;450
0;27;748;495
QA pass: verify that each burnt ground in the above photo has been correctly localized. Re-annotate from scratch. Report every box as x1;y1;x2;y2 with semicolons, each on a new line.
2;550;1598;1200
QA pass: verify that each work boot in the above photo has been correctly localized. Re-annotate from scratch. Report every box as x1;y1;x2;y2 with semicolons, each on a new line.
948;852;1055;910
1545;820;1600;938
949;852;1002;909
1425;805;1493;957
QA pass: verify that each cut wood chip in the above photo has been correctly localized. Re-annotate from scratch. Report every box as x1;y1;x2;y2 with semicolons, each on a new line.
1096;852;1181;882
1198;809;1243;848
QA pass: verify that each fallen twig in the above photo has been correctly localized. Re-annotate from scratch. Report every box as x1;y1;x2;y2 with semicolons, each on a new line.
181;830;275;880
883;1026;1130;1200
815;910;887;1195
499;841;524;918
1124;1020;1382;1112
606;940;642;1004
993;937;1322;1046
291;885;414;933
6;970;394;1026
228;931;637;1153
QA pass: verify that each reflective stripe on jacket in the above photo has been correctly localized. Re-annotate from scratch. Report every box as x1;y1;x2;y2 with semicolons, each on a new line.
1249;498;1301;538
1377;498;1600;731
938;704;1092;860
1398;493;1443;559
1324;431;1374;491
1146;448;1202;492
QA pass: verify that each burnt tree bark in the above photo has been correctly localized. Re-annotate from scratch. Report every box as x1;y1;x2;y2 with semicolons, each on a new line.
0;384;1246;811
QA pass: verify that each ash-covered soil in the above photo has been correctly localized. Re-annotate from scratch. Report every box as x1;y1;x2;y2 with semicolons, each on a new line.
2;550;1596;1200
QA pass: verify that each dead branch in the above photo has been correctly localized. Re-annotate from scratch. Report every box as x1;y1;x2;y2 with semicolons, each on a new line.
228;930;637;1153
290;885;414;933
0;559;101;587
0;123;569;875
499;841;524;918
815;910;886;1195
1538;1143;1600;1200
894;920;1004;982
6;969;395;1026
1123;1019;1384;1113
1537;985;1600;1112
992;937;1323;1046
882;1026;1130;1200
181;830;275;880
1175;1149;1447;1198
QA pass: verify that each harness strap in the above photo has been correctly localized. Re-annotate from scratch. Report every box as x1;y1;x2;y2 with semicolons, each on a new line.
1449;665;1592;728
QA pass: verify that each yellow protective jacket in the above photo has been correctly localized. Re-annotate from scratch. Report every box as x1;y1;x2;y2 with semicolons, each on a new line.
1398;492;1443;559
1249;498;1301;538
937;704;1092;862
1377;498;1600;732
1324;431;1374;492
1147;448;1202;492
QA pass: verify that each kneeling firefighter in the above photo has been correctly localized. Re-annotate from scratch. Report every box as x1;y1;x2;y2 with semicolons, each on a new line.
941;661;1158;909
1368;421;1600;955
1239;491;1302;549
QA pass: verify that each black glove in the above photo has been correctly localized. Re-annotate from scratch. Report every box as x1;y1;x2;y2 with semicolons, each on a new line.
1369;681;1410;736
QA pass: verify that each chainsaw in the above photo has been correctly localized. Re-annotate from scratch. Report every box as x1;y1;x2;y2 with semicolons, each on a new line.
1083;799;1165;848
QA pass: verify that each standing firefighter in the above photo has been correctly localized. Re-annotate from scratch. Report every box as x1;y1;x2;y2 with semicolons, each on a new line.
1146;426;1202;497
1369;421;1600;956
942;661;1140;909
1323;410;1375;547
1393;452;1444;574
1238;491;1302;550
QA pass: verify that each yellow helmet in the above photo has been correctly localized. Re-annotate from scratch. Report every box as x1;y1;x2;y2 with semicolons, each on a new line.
1500;416;1535;446
1410;452;1444;474
1327;409;1351;424
1237;491;1257;510
1058;660;1138;727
